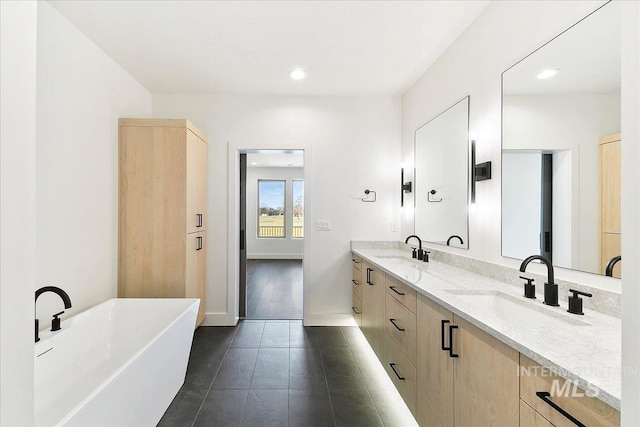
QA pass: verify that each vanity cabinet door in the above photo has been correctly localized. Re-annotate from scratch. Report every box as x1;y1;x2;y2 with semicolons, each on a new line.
453;315;519;427
416;293;454;427
186;231;206;326
361;262;385;358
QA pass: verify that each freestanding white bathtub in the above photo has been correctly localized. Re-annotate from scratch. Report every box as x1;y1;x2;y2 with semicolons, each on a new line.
34;298;199;427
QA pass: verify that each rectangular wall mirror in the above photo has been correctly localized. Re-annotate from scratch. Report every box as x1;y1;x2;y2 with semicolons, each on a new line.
415;96;469;249
501;1;621;278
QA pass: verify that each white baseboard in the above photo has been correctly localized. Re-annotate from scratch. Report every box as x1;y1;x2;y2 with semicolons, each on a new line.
303;313;357;327
247;253;303;260
202;312;238;326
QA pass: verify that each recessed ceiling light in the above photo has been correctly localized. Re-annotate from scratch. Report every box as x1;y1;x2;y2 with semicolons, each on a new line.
537;69;560;79
289;69;306;80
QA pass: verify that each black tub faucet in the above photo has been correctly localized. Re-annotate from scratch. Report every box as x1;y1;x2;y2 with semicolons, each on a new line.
605;255;621;277
35;286;72;342
446;235;464;246
405;235;424;260
519;255;559;307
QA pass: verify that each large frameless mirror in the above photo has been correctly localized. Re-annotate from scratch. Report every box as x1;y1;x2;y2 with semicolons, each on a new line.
501;1;621;278
415;96;470;249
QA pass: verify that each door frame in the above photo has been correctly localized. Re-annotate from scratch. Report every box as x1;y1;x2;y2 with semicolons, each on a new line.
226;142;312;326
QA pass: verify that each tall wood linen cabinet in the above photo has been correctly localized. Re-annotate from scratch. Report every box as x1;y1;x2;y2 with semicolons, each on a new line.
118;119;208;326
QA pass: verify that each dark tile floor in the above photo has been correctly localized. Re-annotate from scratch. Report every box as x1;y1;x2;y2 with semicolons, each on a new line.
246;260;303;320
158;320;417;427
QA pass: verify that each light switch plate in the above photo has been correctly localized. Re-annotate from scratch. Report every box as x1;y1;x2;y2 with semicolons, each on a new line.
316;220;331;231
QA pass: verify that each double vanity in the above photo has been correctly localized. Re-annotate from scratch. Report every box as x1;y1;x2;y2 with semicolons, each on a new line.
351;242;620;427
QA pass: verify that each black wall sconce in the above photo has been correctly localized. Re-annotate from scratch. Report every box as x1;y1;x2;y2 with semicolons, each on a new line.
471;140;492;204
401;168;412;207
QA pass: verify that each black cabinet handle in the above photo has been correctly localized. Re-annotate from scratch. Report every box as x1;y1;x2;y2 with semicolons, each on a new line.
536;392;585;427
389;318;405;332
352;307;360;315
352;259;360;264
352;280;360;286
448;325;459;358
366;268;373;285
196;213;203;227
441;319;450;351
389;285;405;296
389;363;405;380
196;236;203;251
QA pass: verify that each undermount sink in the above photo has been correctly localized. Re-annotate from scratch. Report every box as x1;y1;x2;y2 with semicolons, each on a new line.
445;290;589;327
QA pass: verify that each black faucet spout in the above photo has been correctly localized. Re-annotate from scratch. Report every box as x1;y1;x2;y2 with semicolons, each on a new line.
446;235;464;246
519;255;558;306
35;286;72;309
404;235;422;250
35;286;72;342
405;235;425;260
605;255;621;277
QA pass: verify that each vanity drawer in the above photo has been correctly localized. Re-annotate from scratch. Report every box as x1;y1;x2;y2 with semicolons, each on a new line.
351;254;362;272
520;354;620;427
385;274;417;314
352;292;362;327
352;273;362;300
520;400;554;427
385;293;417;365
383;333;417;415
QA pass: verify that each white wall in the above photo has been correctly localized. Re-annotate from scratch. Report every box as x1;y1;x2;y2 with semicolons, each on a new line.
503;93;620;273
401;0;625;288
152;94;401;324
621;1;640;423
35;2;151;328
246;166;304;259
0;2;37;425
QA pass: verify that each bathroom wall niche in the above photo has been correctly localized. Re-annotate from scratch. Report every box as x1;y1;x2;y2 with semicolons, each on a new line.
414;96;469;249
501;1;621;278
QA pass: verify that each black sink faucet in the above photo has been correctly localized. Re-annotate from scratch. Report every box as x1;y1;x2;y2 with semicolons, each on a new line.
605;255;621;277
519;255;559;307
446;235;464;246
35;286;72;342
405;235;424;260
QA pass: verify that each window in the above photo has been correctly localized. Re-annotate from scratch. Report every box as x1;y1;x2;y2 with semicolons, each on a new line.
293;180;304;238
258;180;285;238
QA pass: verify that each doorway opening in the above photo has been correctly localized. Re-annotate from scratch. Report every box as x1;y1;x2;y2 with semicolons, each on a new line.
239;150;304;320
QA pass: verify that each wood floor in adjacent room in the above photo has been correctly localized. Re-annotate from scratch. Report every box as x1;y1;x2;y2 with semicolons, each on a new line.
246;259;302;320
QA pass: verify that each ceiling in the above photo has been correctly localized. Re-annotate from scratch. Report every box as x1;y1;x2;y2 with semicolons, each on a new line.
50;0;489;96
246;151;304;168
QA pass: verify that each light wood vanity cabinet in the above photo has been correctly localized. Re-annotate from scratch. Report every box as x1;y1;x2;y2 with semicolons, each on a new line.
519;354;620;427
352;254;619;427
351;256;362;326
360;260;385;358
416;293;519;427
118;119;208;326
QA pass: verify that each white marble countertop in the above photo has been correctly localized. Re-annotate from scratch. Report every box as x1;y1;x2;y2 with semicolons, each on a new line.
351;245;621;410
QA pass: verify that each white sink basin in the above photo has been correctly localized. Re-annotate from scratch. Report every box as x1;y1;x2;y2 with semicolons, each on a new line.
445;290;589;327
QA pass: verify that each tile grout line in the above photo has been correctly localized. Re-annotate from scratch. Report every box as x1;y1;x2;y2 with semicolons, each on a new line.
189;326;241;427
341;327;386;427
316;329;339;427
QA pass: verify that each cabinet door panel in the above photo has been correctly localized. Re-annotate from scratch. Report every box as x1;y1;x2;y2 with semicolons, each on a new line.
361;263;385;358
453;315;519;427
417;294;454;427
187;130;207;233
196;134;208;230
186;231;206;326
